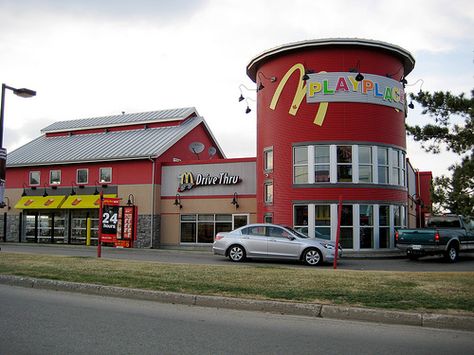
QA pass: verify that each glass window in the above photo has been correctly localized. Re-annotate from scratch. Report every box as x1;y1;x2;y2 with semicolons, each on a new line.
315;205;331;240
180;214;232;243
293;146;308;183
379;205;390;249
264;182;273;204
340;205;353;249
264;148;273;172
314;146;330;182
264;214;273;224
359;146;373;183
391;150;401;185
360;205;374;248
29;171;40;186
337;146;352;182
294;205;308;226
198;215;214;243
99;167;112;183
77;169;88;184
50;170;61;185
377;147;389;184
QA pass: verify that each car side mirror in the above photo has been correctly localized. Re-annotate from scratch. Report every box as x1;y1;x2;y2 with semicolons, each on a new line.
288;236;296;241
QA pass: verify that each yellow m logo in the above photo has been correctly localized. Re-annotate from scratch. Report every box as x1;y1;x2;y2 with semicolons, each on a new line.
180;172;195;185
270;63;329;126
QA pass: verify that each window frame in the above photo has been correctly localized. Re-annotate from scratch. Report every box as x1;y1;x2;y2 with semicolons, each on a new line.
264;181;273;204
76;168;89;185
358;146;373;183
314;145;330;183
49;170;61;185
263;147;273;172
336;145;353;182
99;167;112;184
293;146;308;184
29;171;40;186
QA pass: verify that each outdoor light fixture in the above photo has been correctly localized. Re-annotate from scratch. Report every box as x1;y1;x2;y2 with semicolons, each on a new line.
1;196;10;210
238;84;255;102
231;192;239;209
302;69;314;81
127;194;135;206
174;193;182;209
21;183;28;197
70;182;78;196
0;83;36;207
349;60;364;82
406;79;424;110
257;72;277;91
245;106;251;114
93;180;101;195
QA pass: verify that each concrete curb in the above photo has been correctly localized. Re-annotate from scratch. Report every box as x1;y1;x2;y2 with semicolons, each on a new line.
1;275;473;332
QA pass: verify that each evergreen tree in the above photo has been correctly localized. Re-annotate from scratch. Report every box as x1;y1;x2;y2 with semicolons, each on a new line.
406;89;473;216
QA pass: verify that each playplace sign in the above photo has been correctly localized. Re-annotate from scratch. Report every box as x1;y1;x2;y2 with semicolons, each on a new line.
306;72;406;111
178;171;241;192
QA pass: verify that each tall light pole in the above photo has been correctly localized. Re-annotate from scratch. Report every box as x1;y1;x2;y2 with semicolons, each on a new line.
0;83;36;207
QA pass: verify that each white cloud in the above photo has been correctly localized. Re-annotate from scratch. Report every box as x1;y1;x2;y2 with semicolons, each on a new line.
0;0;472;175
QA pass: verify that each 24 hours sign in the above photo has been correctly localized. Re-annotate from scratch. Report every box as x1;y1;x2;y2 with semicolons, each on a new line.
101;198;121;241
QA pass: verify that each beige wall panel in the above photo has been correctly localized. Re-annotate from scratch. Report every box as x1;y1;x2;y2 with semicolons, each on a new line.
118;184;161;214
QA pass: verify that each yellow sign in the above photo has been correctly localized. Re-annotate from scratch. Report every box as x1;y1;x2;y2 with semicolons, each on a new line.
270;63;329;126
14;196;66;209
61;194;117;209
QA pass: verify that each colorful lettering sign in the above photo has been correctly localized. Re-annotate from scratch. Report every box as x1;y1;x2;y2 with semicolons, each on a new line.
306;72;405;111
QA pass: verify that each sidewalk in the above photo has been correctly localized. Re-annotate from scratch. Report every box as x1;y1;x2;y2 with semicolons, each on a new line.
1;274;473;332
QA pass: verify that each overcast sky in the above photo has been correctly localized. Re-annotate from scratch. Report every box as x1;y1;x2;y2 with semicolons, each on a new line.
0;0;472;178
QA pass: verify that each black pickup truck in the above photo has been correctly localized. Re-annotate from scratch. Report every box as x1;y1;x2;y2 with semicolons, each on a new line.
395;215;474;262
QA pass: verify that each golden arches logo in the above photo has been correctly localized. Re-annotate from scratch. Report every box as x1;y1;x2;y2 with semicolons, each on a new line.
180;172;195;185
269;63;329;126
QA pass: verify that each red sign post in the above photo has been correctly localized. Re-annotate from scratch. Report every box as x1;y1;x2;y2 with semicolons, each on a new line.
333;195;343;269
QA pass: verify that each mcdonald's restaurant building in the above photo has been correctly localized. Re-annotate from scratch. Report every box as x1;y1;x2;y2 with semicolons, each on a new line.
246;38;427;250
1;38;430;252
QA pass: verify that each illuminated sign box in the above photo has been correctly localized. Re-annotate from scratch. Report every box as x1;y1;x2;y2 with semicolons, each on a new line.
306;72;406;112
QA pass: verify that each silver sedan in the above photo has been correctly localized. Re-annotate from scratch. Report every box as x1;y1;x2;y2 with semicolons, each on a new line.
212;223;342;266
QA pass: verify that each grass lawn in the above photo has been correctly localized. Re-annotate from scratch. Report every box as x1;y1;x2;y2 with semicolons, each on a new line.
1;252;473;314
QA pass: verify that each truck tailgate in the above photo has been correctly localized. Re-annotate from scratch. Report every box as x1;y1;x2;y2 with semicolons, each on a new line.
398;230;436;244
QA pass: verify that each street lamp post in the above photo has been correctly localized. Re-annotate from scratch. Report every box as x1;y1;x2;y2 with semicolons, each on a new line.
0;83;36;207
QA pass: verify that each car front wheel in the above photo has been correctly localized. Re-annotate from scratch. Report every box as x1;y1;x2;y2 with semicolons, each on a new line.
303;248;323;266
228;245;246;262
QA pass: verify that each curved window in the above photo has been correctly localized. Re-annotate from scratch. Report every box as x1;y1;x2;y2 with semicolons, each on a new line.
293;144;406;187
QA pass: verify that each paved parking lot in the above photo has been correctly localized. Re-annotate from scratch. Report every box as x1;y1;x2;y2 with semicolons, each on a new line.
2;243;474;272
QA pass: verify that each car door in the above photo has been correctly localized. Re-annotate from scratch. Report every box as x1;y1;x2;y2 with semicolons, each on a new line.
241;225;267;257
266;226;301;258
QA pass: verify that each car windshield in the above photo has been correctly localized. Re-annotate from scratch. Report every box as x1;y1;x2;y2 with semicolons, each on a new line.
284;226;309;239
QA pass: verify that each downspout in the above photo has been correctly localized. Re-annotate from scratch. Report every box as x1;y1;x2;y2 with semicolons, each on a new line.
148;156;156;248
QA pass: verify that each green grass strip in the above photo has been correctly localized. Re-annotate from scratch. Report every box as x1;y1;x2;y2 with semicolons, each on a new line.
1;253;473;313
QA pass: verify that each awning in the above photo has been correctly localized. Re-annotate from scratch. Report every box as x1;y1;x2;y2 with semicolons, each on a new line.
14;196;67;209
60;194;117;209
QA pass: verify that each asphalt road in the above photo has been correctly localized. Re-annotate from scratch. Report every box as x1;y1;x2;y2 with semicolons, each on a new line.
1;284;473;355
2;243;474;271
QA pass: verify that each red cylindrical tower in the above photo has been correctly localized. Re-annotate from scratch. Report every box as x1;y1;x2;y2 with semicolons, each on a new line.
247;39;415;250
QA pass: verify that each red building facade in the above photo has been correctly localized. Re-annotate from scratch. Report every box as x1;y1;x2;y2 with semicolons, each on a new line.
247;39;416;250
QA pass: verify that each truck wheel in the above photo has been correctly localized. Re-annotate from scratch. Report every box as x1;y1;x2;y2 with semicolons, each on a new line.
445;245;459;263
